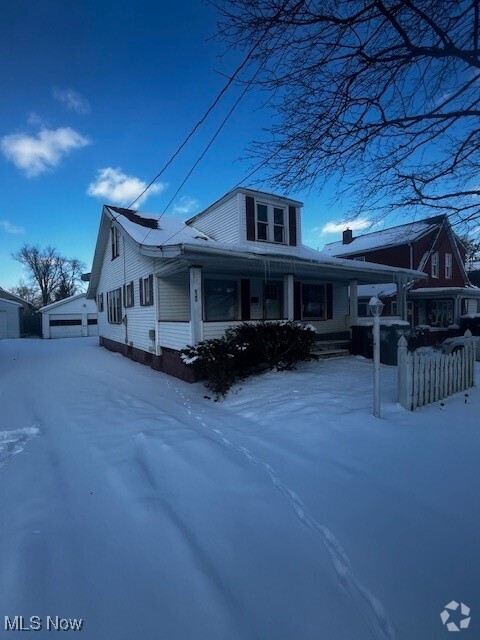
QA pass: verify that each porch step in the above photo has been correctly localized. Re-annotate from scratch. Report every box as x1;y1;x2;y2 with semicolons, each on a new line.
313;338;351;351
311;348;351;359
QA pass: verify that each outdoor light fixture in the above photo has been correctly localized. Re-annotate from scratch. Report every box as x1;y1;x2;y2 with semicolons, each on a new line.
368;296;384;418
368;296;384;318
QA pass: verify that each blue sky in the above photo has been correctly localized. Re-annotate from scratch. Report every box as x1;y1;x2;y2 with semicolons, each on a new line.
0;0;364;289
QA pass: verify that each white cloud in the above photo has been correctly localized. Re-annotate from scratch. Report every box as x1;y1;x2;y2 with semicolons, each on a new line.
1;127;91;177
172;196;199;216
0;220;25;234
86;168;166;207
320;218;371;234
53;88;90;115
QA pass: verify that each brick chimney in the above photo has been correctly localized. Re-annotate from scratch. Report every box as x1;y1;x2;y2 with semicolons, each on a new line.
343;228;353;244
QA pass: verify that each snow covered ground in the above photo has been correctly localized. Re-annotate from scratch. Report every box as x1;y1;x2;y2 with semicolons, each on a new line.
0;338;478;639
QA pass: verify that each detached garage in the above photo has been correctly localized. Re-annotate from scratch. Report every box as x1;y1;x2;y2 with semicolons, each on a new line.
0;298;21;339
40;294;98;339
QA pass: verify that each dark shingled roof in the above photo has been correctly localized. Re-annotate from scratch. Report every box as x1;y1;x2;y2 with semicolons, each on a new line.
108;206;159;230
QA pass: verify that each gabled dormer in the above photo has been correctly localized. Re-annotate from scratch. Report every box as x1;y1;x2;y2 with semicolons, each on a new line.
185;187;303;249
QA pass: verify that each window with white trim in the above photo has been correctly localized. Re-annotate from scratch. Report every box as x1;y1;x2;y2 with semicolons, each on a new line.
204;279;237;321
445;253;452;279
302;284;326;319
140;275;153;306
431;251;439;278
256;203;286;244
264;281;283;319
107;288;122;324
124;281;134;308
111;226;120;259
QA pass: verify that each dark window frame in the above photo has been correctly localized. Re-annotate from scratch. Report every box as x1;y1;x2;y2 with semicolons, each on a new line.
107;288;122;324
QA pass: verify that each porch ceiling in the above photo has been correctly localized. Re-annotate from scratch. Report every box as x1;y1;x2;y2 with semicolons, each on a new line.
154;251;424;285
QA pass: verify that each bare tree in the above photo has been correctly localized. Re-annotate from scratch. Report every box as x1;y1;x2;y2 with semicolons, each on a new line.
12;245;86;306
215;0;480;228
9;280;42;307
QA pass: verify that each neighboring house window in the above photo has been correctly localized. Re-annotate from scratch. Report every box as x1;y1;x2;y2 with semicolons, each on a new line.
264;281;283;319
107;288;122;324
139;275;153;306
431;251;439;278
204;279;237;321
97;293;104;312
358;302;368;316
124;281;134;308
302;284;326;319
427;299;453;327
256;203;287;244
111;226;120;260
445;253;452;279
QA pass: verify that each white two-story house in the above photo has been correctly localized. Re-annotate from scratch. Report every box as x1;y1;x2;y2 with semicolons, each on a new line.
86;187;424;380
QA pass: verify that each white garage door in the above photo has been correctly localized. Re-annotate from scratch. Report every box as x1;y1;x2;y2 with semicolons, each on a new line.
49;314;83;338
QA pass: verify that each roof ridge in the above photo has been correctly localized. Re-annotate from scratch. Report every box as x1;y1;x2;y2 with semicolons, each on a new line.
324;214;446;247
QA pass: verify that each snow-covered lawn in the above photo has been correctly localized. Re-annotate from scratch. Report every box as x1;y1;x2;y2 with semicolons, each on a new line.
0;338;478;639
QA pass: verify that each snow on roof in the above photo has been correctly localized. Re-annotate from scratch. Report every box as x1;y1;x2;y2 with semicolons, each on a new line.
0;297;23;307
322;215;445;257
39;293;88;312
104;205;426;281
357;284;397;299
106;206;211;246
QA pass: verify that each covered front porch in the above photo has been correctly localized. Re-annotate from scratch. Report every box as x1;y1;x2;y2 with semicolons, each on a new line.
152;250;422;353
409;287;480;328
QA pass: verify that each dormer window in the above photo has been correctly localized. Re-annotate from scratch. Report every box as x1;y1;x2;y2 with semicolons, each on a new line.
255;202;286;243
111;225;120;260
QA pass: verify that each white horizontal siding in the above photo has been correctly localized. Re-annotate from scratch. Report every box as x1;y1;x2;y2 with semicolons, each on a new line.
307;283;349;334
192;193;239;243
158;322;191;350
96;232;156;352
158;272;190;321
0;300;20;339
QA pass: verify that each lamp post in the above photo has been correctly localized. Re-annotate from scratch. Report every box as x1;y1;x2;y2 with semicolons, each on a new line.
368;296;384;418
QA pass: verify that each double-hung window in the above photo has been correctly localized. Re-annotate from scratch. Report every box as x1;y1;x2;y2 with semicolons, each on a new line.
107;288;122;324
140;275;153;306
302;284;326;319
256;203;286;244
124;281;134;308
445;253;452;279
431;252;439;278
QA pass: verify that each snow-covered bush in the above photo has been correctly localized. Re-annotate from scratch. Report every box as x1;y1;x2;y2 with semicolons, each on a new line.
181;336;237;398
181;321;317;397
227;321;316;372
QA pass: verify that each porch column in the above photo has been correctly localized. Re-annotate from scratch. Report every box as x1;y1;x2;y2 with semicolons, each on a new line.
454;296;462;324
396;277;407;321
189;266;203;345
284;274;294;321
349;279;358;325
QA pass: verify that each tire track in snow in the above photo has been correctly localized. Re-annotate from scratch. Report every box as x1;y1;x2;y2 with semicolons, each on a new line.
167;379;396;640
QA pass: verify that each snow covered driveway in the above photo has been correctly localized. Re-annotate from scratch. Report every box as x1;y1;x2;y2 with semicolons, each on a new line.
0;338;479;639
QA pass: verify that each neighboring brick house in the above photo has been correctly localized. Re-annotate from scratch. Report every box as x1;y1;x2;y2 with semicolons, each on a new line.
323;215;480;328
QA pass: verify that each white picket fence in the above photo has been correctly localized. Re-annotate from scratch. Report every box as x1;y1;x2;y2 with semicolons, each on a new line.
397;332;476;411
